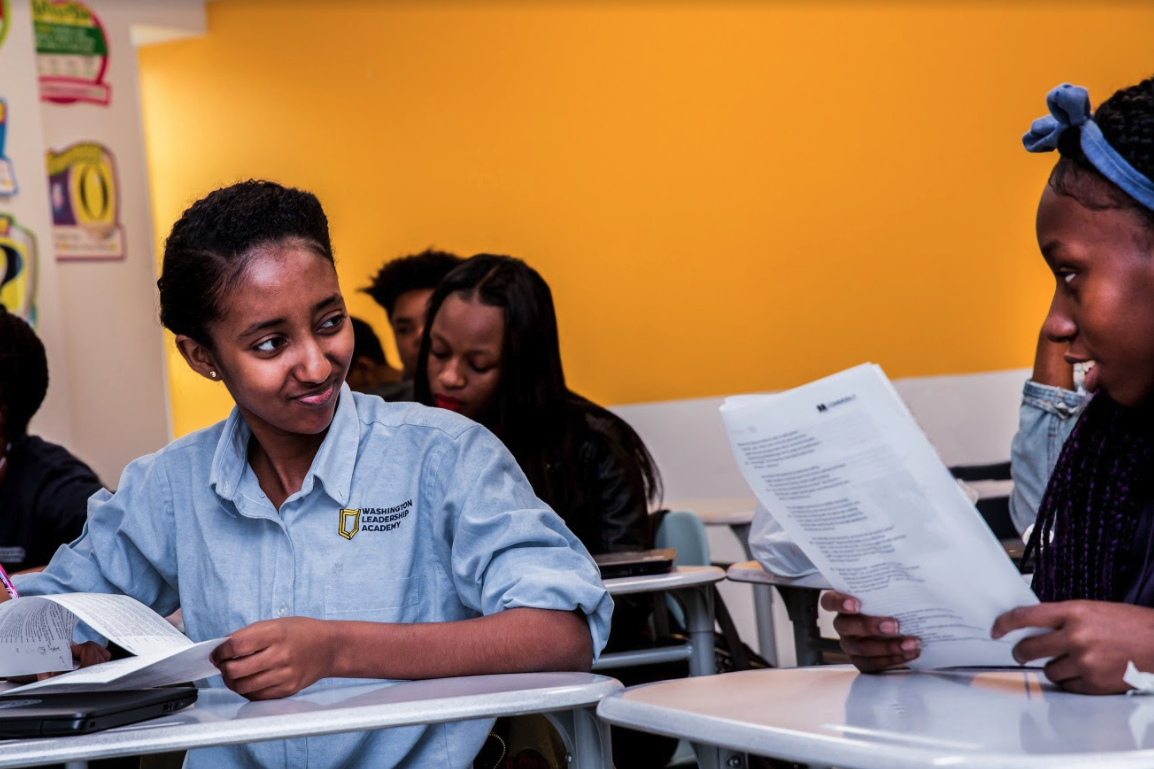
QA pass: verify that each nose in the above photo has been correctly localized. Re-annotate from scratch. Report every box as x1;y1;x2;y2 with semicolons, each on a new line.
1042;291;1077;345
297;335;333;385
437;357;465;390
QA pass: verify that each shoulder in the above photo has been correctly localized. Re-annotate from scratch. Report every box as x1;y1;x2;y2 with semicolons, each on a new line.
351;390;488;443
19;436;97;475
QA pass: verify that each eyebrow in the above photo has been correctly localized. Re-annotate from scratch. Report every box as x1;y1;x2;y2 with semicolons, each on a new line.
237;293;343;339
1039;240;1060;265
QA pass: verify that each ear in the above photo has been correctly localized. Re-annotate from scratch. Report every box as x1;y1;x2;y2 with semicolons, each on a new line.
175;335;221;382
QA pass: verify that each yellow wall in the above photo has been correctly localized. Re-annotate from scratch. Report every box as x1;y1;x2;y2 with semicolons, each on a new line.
138;0;1154;437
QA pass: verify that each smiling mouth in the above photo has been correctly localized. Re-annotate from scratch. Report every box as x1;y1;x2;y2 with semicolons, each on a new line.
295;379;338;407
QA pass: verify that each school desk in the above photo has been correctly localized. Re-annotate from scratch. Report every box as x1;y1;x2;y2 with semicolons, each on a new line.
726;560;837;667
0;672;620;769
665;498;780;666
595;566;725;678
598;665;1154;769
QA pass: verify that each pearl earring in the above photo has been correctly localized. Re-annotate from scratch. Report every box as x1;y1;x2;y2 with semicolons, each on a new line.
209;371;217;380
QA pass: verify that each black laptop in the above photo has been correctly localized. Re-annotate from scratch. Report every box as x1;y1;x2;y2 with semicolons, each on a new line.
594;548;676;579
0;687;198;738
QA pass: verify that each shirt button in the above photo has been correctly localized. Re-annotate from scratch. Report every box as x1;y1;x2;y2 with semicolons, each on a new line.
277;605;288;617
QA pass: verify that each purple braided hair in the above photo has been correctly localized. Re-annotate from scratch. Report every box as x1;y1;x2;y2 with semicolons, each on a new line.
1023;394;1154;601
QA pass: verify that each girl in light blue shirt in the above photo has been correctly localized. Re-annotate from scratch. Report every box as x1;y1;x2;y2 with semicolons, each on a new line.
11;180;612;769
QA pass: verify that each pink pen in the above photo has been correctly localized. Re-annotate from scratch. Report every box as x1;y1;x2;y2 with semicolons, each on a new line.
0;562;19;600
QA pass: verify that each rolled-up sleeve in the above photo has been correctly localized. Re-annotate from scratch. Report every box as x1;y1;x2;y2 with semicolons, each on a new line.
432;426;614;661
14;452;180;617
1008;380;1087;536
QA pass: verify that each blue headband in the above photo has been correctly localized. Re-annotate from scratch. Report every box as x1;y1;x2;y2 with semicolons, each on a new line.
1022;83;1154;212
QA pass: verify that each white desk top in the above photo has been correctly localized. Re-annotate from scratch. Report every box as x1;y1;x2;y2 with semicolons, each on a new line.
599;666;1154;769
665;498;756;526
0;673;621;768
726;560;831;590
604;566;725;596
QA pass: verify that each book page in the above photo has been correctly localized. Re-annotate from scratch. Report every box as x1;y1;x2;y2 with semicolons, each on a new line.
8;637;225;694
0;598;75;676
40;593;190;656
722;363;1044;669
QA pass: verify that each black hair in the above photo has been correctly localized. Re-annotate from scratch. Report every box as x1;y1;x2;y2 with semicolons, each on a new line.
1050;74;1154;233
361;249;462;319
1025;76;1154;600
350;316;387;365
157;180;334;347
0;306;49;439
413;254;662;510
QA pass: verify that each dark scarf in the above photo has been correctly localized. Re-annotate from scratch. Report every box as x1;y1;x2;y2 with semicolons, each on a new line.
1024;393;1154;602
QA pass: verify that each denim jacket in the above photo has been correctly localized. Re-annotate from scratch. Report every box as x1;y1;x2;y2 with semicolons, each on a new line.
1008;380;1087;535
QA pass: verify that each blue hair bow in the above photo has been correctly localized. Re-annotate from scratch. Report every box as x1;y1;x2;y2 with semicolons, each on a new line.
1022;84;1091;152
1023;82;1154;211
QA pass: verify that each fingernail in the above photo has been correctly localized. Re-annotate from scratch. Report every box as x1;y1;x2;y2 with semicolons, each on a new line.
880;620;897;634
901;638;919;652
843;599;859;612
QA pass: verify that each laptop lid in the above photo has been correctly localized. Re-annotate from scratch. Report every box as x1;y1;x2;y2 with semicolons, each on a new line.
0;687;198;737
594;548;676;579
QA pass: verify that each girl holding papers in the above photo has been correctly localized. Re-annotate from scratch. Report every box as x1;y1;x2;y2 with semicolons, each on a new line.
4;180;611;769
830;75;1154;695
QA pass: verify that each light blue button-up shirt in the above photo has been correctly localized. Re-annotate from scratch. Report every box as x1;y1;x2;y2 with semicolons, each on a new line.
17;385;612;769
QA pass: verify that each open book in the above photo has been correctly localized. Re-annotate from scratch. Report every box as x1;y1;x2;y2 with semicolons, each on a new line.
721;363;1043;669
0;593;224;693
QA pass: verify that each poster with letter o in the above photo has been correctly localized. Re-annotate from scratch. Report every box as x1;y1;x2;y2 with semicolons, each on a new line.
33;0;111;106
47;141;125;260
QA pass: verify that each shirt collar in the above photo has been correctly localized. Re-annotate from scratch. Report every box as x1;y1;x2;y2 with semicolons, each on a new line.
209;383;361;509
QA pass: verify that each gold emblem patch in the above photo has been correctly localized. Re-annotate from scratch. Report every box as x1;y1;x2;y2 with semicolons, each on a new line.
338;508;361;540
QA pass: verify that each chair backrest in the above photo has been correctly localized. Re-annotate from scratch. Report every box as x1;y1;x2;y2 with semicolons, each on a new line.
654;510;710;567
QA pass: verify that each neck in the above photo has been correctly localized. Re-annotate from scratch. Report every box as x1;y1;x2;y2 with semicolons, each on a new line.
245;426;327;511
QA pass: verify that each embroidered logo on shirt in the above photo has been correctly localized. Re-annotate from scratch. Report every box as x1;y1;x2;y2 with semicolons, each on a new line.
338;508;361;540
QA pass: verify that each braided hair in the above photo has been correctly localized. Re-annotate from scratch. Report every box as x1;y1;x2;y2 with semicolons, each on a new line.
1023;75;1154;601
0;305;49;439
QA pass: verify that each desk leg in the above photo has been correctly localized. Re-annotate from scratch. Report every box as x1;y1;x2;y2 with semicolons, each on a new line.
675;584;716;677
730;522;779;668
778;586;823;667
544;707;612;769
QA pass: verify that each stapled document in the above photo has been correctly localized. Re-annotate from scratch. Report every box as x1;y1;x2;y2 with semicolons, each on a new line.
721;363;1043;669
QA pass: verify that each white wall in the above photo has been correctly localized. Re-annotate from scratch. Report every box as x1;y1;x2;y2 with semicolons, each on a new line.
11;0;206;486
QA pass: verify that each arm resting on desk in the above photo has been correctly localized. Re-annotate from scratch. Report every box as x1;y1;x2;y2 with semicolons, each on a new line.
212;607;593;701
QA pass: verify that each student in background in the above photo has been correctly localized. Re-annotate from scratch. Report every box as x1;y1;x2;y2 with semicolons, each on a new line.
414;253;661;557
414;253;668;768
361;249;461;401
0;306;102;572
10;181;611;769
344;316;403;393
827;75;1154;695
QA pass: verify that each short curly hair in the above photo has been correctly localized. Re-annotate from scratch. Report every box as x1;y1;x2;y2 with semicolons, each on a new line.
361;249;461;319
0;305;49;438
157;180;334;346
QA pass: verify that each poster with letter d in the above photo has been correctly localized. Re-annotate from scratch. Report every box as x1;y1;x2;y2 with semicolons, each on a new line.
47;142;125;260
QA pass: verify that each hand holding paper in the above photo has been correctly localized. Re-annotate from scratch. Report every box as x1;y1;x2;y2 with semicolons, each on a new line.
722;364;1044;669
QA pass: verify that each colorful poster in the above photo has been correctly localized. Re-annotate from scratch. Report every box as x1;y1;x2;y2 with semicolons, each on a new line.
47;142;124;260
0;213;38;326
0;100;17;196
33;0;111;106
0;0;10;53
